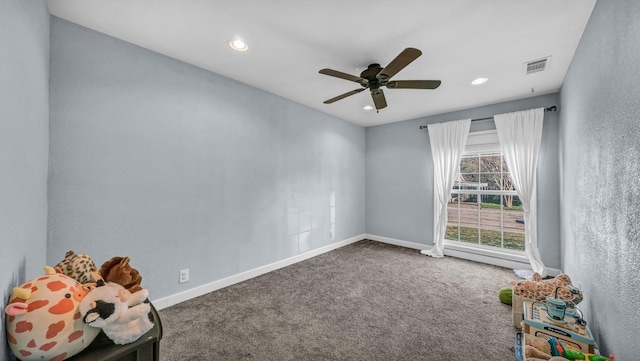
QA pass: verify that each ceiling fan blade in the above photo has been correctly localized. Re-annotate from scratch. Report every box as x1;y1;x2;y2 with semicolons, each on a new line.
386;80;441;89
371;89;387;110
319;68;367;85
323;88;365;104
377;48;422;81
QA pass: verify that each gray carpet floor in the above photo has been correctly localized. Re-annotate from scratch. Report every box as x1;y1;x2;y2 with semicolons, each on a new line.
159;240;517;360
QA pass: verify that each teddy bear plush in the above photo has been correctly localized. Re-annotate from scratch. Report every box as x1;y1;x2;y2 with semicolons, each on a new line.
79;274;153;345
99;256;143;293
523;334;570;361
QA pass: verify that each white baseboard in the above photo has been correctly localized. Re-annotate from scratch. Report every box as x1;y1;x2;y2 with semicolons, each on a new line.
153;233;562;310
364;234;429;251
365;233;562;276
152;234;365;310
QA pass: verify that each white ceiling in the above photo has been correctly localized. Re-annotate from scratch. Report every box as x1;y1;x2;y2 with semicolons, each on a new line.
46;0;597;127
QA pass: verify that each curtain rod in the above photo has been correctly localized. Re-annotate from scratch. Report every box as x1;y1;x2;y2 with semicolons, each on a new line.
418;105;557;130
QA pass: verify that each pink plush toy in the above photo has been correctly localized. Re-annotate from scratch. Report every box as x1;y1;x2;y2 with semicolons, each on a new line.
4;266;100;361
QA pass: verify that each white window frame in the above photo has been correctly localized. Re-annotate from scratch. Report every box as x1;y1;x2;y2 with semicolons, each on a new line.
444;129;527;260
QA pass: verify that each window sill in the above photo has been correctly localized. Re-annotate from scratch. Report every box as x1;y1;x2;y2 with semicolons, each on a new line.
443;240;530;269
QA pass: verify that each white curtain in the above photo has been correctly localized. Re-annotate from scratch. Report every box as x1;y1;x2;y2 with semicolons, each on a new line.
421;119;471;258
494;108;547;276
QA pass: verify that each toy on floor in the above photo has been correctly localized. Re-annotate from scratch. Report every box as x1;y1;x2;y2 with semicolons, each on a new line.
99;256;143;293
499;286;513;305
4;266;101;361
55;250;98;285
511;273;583;308
79;273;153;345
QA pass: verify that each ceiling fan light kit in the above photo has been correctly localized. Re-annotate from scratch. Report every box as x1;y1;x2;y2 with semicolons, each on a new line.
319;47;441;111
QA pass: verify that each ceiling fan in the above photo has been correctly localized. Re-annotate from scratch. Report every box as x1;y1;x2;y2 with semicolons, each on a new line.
319;47;441;111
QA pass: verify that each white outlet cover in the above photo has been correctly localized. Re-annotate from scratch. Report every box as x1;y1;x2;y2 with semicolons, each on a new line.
179;269;189;283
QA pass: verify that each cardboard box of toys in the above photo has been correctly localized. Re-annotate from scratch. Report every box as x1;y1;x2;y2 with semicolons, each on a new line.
509;273;615;361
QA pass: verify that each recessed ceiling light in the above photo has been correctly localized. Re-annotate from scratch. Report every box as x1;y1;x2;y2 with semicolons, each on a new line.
471;77;488;85
363;105;374;111
229;39;248;52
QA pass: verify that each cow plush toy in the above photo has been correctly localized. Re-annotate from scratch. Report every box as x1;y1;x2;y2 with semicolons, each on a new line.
4;266;100;361
78;275;153;345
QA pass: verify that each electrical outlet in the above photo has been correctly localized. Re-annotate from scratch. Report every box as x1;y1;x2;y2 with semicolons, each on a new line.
179;269;189;284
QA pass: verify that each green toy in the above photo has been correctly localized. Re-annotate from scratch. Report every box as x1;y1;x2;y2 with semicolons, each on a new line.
499;287;513;305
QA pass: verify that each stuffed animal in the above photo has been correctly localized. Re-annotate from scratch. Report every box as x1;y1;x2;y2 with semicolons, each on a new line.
99;256;143;293
525;344;558;360
4;266;101;361
523;334;558;360
511;273;583;308
55;250;98;285
79;275;153;345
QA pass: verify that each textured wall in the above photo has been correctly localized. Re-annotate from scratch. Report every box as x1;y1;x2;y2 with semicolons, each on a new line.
366;93;561;269
0;0;49;360
559;0;640;359
48;18;365;301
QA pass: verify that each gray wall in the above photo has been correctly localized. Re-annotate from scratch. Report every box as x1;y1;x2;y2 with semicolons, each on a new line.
48;18;365;301
559;0;640;359
366;93;561;269
0;0;49;360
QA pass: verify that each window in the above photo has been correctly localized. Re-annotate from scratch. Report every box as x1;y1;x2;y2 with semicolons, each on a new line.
445;130;525;253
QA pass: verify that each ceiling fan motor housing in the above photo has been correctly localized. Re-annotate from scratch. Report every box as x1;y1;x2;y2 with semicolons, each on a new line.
361;64;385;90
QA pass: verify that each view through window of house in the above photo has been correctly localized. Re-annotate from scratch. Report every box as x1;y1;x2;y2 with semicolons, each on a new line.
446;153;525;252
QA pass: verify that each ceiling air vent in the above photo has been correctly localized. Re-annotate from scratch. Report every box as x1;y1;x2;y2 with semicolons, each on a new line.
524;56;551;75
